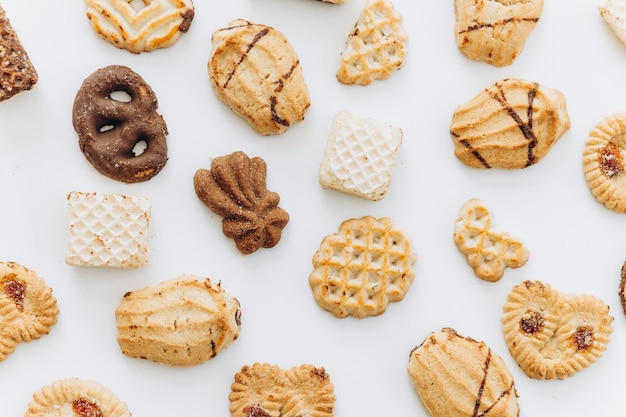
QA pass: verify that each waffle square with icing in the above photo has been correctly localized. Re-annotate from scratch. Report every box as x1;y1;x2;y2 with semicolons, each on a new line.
319;110;402;201
65;191;151;268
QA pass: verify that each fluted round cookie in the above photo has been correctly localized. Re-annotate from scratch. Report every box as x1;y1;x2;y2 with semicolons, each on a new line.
408;328;519;417
25;378;130;417
583;112;626;213
208;19;310;135
115;275;241;367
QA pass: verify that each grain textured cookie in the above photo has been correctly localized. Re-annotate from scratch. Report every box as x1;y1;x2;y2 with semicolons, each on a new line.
453;198;529;282
600;0;626;47
583;112;626;213
208;19;310;135
337;0;407;85
116;275;241;367
194;151;289;255
502;280;613;380
454;0;544;66
408;328;520;417
451;78;570;169
229;363;335;417
0;262;58;362
0;4;38;102
319;110;403;201
309;216;417;318
84;0;194;53
25;378;130;417
65;191;151;268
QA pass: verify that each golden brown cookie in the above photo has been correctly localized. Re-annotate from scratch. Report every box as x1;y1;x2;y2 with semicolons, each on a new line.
115;275;241;367
0;262;58;362
408;328;519;417
451;78;570;169
208;19;310;135
619;261;626;315
502;280;613;380
25;378;130;417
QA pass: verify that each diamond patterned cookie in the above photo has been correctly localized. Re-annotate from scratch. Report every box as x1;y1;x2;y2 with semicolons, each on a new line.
65;191;151;268
319;110;402;201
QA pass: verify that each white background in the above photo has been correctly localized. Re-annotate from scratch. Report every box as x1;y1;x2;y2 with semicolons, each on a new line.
1;0;626;415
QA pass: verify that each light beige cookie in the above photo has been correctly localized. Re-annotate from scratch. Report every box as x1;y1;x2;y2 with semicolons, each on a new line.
583;112;626;213
454;0;544;66
502;280;613;380
65;191;151;268
84;0;195;53
336;0;408;85
408;328;520;417
319;110;403;201
115;275;241;367
25;378;131;417
451;78;570;169
309;216;417;318
208;19;310;135
600;0;626;47
453;198;529;282
0;262;58;362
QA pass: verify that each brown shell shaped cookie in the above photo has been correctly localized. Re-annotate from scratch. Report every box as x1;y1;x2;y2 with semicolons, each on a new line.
25;378;131;417
0;261;58;362
208;19;311;135
72;65;168;183
408;328;519;417
454;0;544;67
450;78;570;169
193;151;289;255
502;280;613;380
583;112;626;213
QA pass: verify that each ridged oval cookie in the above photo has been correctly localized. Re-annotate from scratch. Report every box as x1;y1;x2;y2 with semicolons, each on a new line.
208;19;311;135
451;78;570;169
115;275;241;367
408;328;520;417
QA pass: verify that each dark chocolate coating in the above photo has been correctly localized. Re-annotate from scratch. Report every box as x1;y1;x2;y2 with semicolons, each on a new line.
72;65;168;183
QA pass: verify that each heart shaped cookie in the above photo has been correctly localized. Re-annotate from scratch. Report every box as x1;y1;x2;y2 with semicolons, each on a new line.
502;280;613;379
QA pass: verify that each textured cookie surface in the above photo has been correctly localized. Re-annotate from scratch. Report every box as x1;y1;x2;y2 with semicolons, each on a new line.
454;0;544;66
408;328;519;417
337;0;408;85
451;78;570;169
229;363;335;417
0;4;38;102
309;216;417;318
208;19;310;135
84;0;195;53
319;111;402;201
25;378;131;417
116;275;241;367
453;198;529;282
583;112;626;213
65;191;151;268
502;280;613;380
600;0;626;47
0;262;58;362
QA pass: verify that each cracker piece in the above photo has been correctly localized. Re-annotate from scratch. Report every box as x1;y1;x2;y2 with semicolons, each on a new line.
502;280;614;380
309;216;417;318
453;198;529;282
600;0;626;47
336;0;407;85
65;191;151;268
319;110;402;201
25;378;130;417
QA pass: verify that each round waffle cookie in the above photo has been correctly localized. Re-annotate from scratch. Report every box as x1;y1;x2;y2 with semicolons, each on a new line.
583;112;626;213
308;216;417;318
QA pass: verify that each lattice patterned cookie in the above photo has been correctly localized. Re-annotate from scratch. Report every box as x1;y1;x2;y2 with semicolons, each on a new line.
453;198;529;282
309;216;417;318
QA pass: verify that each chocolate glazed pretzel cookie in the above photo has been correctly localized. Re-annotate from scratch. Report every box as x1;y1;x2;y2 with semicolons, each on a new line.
72;65;168;183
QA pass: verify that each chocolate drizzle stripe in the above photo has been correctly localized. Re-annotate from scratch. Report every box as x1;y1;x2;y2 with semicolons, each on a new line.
460;17;540;34
473;348;491;417
460;139;491;169
223;27;271;89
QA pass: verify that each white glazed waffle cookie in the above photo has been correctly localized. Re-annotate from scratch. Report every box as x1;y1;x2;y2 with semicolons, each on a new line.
600;0;626;47
319;110;402;201
336;0;408;85
65;191;151;268
453;198;529;282
309;216;417;318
